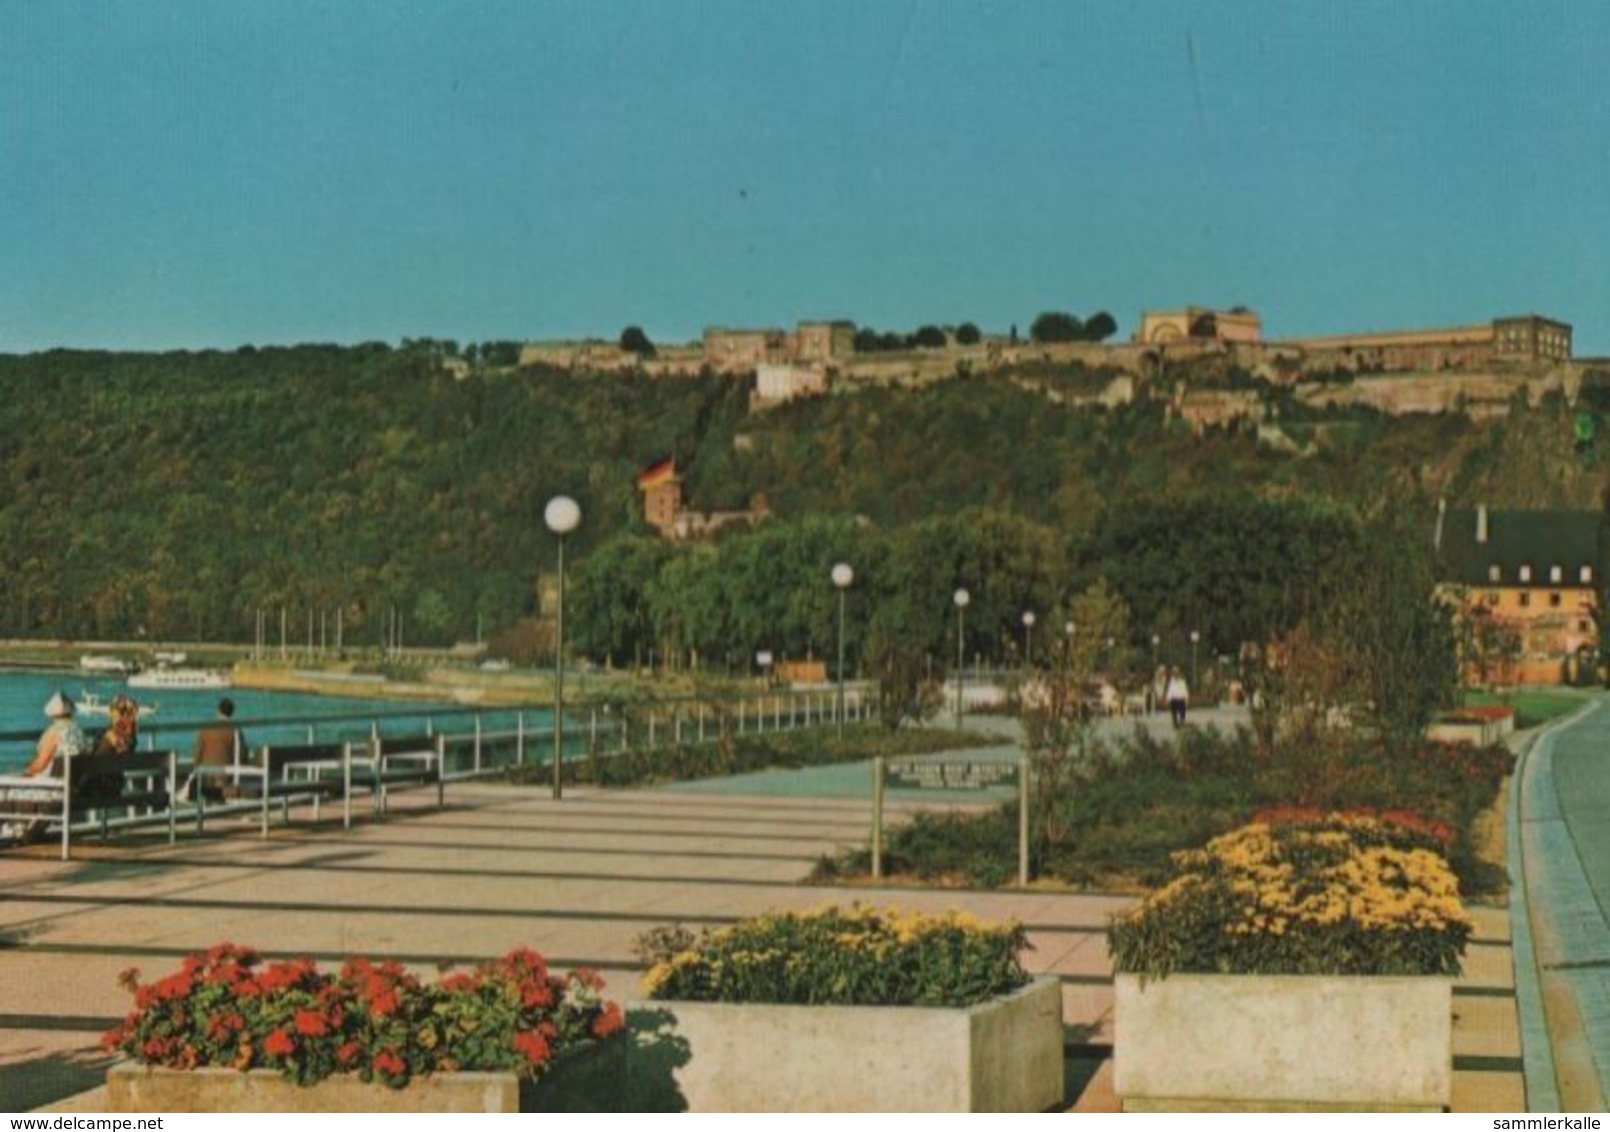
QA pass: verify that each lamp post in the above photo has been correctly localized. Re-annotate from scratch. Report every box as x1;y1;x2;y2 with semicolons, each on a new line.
544;495;581;801
953;588;970;729
831;563;853;737
1190;629;1201;688
1145;633;1157;712
1021;611;1036;669
1063;619;1075;683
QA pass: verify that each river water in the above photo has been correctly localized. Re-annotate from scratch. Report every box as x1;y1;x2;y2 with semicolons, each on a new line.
0;671;549;774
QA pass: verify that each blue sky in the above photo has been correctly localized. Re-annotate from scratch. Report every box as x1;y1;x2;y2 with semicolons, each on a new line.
5;1;1608;354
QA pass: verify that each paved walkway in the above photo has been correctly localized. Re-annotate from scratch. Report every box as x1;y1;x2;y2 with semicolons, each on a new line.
1509;695;1610;1111
0;710;1524;1112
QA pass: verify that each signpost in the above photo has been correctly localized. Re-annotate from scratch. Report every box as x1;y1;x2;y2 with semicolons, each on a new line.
871;755;1030;886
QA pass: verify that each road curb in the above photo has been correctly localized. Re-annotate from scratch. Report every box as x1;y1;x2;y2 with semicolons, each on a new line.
1509;719;1563;1112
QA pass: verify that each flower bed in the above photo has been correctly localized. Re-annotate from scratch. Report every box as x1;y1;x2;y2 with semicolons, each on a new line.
1108;812;1472;978
102;943;623;1108
1108;814;1468;1111
639;904;1029;1006
633;905;1062;1111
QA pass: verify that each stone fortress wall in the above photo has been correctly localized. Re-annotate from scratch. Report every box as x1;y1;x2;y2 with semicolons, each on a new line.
517;307;1591;421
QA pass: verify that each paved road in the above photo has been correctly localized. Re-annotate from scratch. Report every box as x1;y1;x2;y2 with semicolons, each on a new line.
0;699;1523;1113
1516;696;1610;1110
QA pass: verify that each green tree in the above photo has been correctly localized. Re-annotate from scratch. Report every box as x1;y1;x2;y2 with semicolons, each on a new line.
619;326;656;357
1083;311;1118;342
569;537;674;666
955;322;982;346
1030;311;1083;343
1066;578;1134;679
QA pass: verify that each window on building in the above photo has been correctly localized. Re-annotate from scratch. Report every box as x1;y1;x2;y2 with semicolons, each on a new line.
1582;565;1594;584
1582;620;1593;632
1488;564;1502;583
1550;565;1563;584
1519;592;1531;607
1550;593;1563;608
1519;565;1533;583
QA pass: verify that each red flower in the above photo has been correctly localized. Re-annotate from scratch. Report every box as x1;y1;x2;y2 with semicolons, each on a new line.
512;1030;550;1067
293;1009;328;1037
335;1040;363;1066
592;1003;624;1039
153;972;195;1001
263;1028;296;1058
373;1050;406;1077
206;1013;245;1041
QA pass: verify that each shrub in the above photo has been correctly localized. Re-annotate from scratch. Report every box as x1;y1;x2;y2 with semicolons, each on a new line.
514;725;978;789
103;944;623;1088
1108;814;1472;979
639;905;1029;1007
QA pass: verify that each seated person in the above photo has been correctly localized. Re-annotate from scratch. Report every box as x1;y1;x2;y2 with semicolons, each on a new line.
94;694;140;756
2;692;87;844
188;698;245;802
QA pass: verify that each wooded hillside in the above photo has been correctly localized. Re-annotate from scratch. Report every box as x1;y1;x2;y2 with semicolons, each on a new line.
0;344;1599;652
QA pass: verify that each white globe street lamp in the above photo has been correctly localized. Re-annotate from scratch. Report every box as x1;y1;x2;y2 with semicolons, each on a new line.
953;588;970;729
1021;610;1036;669
544;495;581;801
832;563;854;737
1150;633;1162;713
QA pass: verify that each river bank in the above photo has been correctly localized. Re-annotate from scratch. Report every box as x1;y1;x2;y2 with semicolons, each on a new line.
0;639;756;711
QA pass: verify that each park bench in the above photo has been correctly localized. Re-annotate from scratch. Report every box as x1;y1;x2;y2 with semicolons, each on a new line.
357;733;445;823
0;750;179;861
190;743;348;838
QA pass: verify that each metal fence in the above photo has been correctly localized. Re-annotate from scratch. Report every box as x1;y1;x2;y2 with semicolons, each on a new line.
1;687;874;783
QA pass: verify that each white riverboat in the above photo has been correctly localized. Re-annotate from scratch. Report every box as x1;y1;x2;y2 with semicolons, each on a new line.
79;655;133;675
126;667;232;691
76;691;159;717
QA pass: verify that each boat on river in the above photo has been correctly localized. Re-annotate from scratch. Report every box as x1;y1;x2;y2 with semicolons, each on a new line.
126;667;232;691
77;691;158;717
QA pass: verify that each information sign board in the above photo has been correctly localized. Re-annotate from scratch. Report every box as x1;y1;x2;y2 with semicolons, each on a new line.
883;760;1020;791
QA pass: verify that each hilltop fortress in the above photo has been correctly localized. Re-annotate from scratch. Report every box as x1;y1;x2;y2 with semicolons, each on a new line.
517;306;1590;422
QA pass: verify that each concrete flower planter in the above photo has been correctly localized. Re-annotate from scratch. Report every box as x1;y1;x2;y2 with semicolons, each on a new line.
1114;973;1452;1112
626;974;1064;1112
105;1038;626;1113
105;1065;519;1113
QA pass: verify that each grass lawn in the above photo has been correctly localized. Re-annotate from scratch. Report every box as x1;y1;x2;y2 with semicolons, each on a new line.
1463;687;1591;729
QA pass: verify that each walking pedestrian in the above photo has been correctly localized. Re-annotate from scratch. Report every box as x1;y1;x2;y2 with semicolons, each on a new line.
1165;667;1190;728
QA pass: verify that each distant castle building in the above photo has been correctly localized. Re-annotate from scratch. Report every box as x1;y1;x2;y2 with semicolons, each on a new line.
635;457;769;540
636;458;684;530
1277;314;1571;370
1132;306;1571;371
1136;307;1262;345
703;320;855;374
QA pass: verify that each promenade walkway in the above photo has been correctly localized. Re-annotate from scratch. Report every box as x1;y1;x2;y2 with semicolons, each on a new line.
1509;694;1610;1111
0;709;1524;1112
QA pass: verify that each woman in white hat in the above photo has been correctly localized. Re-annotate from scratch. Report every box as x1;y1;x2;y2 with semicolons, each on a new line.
24;691;86;777
1;693;86;845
